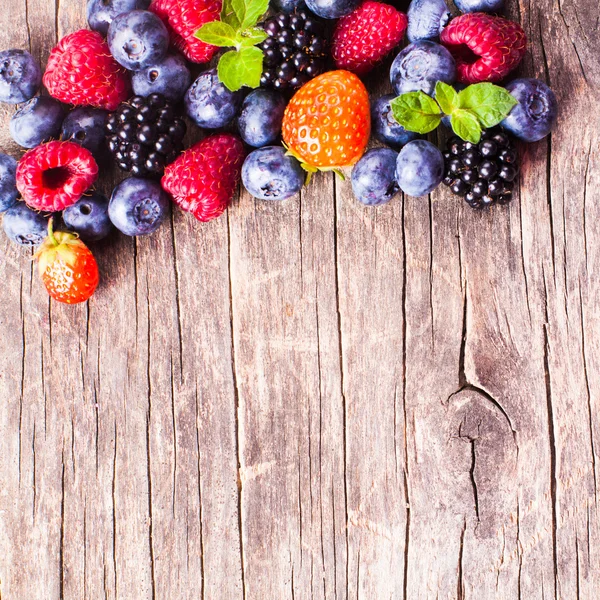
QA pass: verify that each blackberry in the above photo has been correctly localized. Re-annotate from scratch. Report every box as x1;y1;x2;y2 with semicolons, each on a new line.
105;93;186;177
258;10;328;91
442;128;519;209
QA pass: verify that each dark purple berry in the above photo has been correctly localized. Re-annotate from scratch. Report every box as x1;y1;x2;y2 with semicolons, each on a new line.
478;160;498;180
259;10;328;91
107;92;184;177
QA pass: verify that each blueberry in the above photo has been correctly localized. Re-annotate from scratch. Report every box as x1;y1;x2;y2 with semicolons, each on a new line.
0;49;42;104
407;0;451;42
390;41;456;96
304;0;361;19
108;10;169;71
3;202;50;246
108;177;169;236
241;146;305;201
454;0;504;13
371;94;419;150
87;0;151;36
10;96;64;149
132;54;191;103
184;69;243;129
61;107;108;157
0;153;19;212
63;192;113;242
396;140;444;197
237;90;287;148
501;78;558;142
272;0;306;11
351;148;400;206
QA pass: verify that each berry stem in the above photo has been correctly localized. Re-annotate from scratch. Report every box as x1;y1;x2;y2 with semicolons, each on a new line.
47;217;59;247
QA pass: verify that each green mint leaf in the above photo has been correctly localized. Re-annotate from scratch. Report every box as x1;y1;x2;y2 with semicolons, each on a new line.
230;0;269;31
458;82;518;129
195;21;238;46
221;0;241;29
237;27;268;47
241;0;269;29
435;81;459;116
451;109;482;143
217;46;263;91
390;92;443;134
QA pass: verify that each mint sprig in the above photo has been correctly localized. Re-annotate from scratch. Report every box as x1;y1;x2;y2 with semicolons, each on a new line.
390;82;518;144
195;0;269;92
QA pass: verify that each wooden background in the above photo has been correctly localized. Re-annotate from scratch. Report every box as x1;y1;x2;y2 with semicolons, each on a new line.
0;0;599;598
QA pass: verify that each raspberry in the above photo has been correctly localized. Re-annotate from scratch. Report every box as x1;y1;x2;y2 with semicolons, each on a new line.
43;30;131;111
162;134;245;222
150;0;221;64
332;2;408;75
16;141;99;212
259;10;328;91
440;13;526;84
106;93;186;177
442;129;519;209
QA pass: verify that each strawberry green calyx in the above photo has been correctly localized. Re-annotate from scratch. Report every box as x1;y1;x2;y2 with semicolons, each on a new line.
35;218;87;275
195;0;269;91
283;143;346;186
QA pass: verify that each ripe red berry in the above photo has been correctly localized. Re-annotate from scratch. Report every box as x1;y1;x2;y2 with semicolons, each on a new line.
162;134;245;222
16;141;99;212
43;30;131;110
282;70;371;171
35;220;99;304
332;2;408;75
440;13;527;84
150;0;221;64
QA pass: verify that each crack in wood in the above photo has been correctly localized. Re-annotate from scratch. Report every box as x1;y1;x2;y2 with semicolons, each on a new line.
112;421;118;597
169;211;184;380
170;354;178;517
516;499;522;600
59;452;65;600
332;175;350;600
428;196;435;350
555;0;589;82
542;315;559;599
226;209;247;600
469;438;480;522
401;196;411;600
31;422;36;522
194;384;206;600
457;519;466;600
578;281;598;502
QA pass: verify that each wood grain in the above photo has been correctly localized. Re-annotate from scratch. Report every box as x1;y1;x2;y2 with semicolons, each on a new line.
0;0;598;598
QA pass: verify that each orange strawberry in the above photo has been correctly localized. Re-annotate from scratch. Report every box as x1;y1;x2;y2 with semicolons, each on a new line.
281;70;370;177
35;219;99;304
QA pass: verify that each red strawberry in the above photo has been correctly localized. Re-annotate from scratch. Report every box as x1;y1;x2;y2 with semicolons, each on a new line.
35;220;99;305
17;141;99;212
440;13;527;84
332;2;408;75
282;70;371;171
150;0;221;64
162;134;245;222
43;30;131;111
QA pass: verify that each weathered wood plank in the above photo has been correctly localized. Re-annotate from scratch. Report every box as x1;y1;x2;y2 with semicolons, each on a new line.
0;0;599;598
229;176;347;598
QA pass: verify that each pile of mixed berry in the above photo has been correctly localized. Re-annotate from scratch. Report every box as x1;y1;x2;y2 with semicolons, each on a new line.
0;0;557;304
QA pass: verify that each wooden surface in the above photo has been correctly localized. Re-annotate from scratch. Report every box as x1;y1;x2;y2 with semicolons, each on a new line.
0;0;599;598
